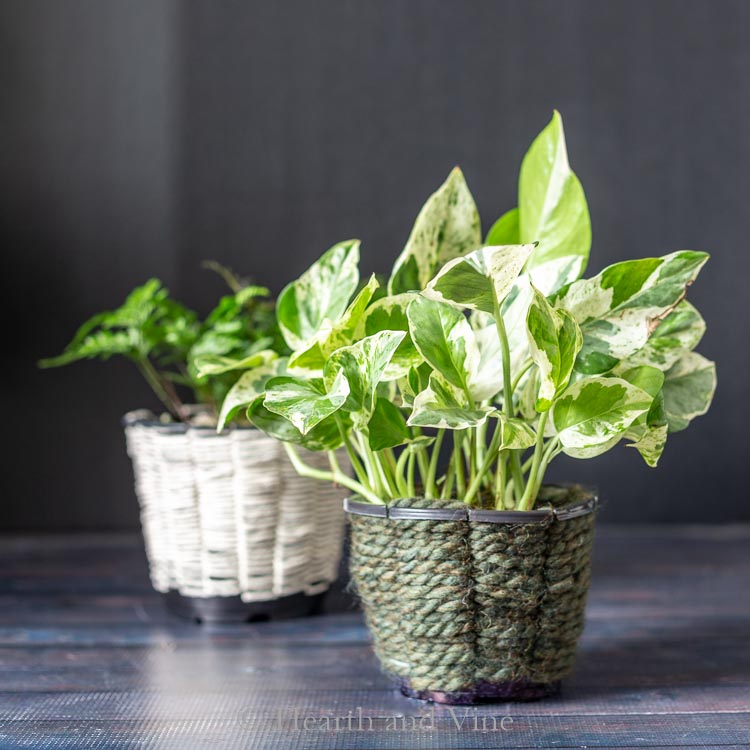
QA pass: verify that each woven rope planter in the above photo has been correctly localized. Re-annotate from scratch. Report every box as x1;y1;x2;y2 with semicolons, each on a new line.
123;410;346;620
346;485;597;703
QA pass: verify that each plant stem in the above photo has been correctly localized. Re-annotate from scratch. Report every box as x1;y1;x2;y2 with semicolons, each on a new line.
284;444;383;504
491;293;525;502
518;411;549;510
136;357;187;421
424;429;445;498
464;418;503;506
453;432;466;498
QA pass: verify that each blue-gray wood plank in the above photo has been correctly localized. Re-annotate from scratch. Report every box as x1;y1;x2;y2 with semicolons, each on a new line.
0;527;748;749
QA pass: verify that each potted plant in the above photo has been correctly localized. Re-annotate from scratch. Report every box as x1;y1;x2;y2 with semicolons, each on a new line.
40;265;347;622
213;112;716;700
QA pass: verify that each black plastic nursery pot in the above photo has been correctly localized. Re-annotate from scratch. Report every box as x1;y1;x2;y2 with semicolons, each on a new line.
122;410;346;624
345;485;597;704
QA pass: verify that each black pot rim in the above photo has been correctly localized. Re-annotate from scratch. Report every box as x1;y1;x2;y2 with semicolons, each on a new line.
344;484;597;524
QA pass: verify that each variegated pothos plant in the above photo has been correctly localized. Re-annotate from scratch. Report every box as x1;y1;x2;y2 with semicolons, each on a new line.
206;112;716;510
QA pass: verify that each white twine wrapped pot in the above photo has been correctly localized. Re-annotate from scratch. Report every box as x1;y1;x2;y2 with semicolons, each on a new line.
123;410;346;605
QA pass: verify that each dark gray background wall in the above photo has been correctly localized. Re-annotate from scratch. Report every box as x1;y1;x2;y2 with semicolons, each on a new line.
1;0;745;528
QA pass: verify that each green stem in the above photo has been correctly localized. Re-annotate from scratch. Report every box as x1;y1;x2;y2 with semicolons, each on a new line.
491;293;526;502
453;432;466;498
284;444;383;504
518;412;549;510
424;429;445;499
407;450;416;497
464;418;503;506
136;357;187;421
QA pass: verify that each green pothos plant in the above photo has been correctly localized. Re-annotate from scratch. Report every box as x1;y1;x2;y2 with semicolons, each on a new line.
40;263;288;423
207;112;716;510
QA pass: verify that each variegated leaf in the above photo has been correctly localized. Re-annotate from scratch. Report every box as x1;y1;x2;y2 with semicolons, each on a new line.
519;111;591;295
406;295;479;395
552;376;653;454
423;244;533;313
526;285;582;411
408;373;494;429
288;275;379;371
362;293;422;379
216;358;287;431
263;371;350;435
388;168;481;295
248;400;345;451
553;251;709;374
625;300;706;371
614;364;668;467
323;331;406;429
277;240;360;350
496;415;537;450
662;350;717;433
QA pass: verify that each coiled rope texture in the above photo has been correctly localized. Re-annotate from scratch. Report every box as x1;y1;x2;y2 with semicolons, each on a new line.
349;487;596;692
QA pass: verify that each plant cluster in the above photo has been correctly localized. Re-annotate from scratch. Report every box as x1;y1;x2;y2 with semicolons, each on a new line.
210;112;716;510
40;264;287;422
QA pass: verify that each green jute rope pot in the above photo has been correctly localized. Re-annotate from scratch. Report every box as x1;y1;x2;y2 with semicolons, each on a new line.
346;485;597;704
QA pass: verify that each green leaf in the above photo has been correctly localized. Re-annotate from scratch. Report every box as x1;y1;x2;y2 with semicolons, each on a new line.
367;398;410;451
362;293;422;379
626;300;706;371
194;349;276;376
288;274;379;371
216;358;287;431
263;371;350;434
388;167;481;295
486;208;519;245
406;296;478;395
423;244;534;313
496;415;537;450
519;111;591;295
248;401;345;451
552;376;653;456
662;350;717;433
408;374;494;429
277;240;360;350
526;286;582;411
614;364;668;467
324;331;406;429
553;251;710;374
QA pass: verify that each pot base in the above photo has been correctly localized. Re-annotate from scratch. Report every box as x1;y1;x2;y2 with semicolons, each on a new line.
399;678;561;704
163;590;326;624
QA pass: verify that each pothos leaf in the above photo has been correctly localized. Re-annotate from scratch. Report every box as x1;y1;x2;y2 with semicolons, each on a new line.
423;244;533;313
662;350;717;433
263;371;350;434
519;111;592;295
526;285;582;411
276;240;360;350
408;373;494;429
248;401;345;451
553;251;709;374
485;207;519;246
362;293;422;379
367;397;410;451
552;376;653;456
216;358;287;431
323;331;406;429
288;274;379;371
388;167;481;295
496;415;537;450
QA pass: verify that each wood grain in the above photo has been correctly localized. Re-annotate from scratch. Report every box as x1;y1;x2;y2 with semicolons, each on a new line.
0;527;748;748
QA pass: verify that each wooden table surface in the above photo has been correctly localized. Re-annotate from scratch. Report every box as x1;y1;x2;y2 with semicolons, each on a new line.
0;527;748;749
